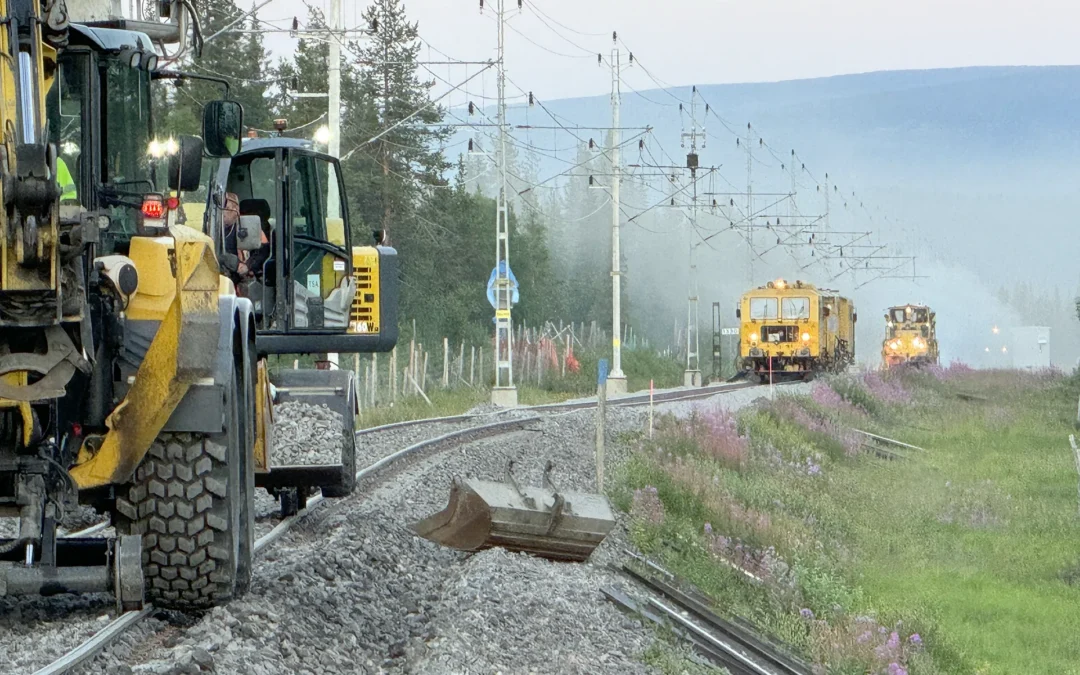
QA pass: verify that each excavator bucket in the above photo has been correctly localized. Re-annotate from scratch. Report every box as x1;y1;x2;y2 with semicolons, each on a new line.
410;461;616;562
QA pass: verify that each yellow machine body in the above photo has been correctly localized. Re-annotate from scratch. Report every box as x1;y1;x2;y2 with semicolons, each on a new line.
882;304;938;368
70;228;224;488
351;246;381;335
739;278;856;379
0;0;59;301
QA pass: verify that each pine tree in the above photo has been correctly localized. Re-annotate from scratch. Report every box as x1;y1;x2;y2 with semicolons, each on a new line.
352;0;450;242
154;1;272;137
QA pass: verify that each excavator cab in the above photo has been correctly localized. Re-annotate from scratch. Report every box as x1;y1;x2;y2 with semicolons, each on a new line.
213;139;398;352
209;136;399;513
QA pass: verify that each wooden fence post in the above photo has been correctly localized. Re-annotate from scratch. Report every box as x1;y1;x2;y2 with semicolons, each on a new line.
443;337;450;388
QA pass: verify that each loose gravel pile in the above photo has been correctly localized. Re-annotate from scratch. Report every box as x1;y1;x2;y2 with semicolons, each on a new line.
414;547;652;674
271;401;345;466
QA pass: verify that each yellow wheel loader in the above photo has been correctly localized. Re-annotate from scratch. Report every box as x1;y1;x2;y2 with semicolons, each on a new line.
0;1;398;612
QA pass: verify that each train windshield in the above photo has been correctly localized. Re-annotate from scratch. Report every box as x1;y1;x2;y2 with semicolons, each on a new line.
749;298;778;320
912;308;929;322
890;308;906;322
782;297;810;319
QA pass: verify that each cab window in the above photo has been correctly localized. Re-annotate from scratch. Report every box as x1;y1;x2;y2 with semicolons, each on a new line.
781;297;810;319
288;153;352;330
749;298;778;320
289;155;321;239
891;308;906;322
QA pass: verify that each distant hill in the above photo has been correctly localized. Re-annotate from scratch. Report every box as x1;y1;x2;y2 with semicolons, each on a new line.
459;66;1080;289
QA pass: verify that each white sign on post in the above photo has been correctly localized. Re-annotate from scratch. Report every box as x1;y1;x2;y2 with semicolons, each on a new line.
721;328;739;336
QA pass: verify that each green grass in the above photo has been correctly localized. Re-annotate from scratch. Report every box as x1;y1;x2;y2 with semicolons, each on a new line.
616;369;1080;674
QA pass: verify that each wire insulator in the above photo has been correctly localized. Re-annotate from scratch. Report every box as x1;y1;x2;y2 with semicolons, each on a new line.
528;92;534;105
468;101;475;115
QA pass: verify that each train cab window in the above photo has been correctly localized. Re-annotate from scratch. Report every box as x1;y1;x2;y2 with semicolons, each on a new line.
890;308;906;323
782;297;810;320
288;153;354;330
912;308;928;323
749;298;778;320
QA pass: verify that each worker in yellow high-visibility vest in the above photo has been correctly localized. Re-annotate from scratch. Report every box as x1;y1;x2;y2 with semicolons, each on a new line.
56;156;77;203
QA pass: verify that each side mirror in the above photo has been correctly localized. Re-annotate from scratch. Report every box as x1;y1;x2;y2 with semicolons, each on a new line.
203;100;244;158
853;312;857;323
735;308;741;319
884;313;890;321
168;135;203;192
236;215;262;251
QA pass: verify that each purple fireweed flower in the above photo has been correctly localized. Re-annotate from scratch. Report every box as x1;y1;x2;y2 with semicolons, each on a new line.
856;631;872;644
799;608;814;620
909;633;922;647
704;522;713;535
888;664;908;675
887;631;900;650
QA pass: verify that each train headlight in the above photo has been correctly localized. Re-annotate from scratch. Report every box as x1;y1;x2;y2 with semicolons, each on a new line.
889;340;901;350
750;332;759;343
913;337;925;349
801;332;811;342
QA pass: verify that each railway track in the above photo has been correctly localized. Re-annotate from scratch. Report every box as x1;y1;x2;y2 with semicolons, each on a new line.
607;559;814;675
30;379;785;675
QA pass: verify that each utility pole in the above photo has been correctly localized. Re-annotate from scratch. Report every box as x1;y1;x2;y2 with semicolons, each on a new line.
681;87;702;387
381;1;392;242
490;0;517;407
606;33;627;396
327;0;342;370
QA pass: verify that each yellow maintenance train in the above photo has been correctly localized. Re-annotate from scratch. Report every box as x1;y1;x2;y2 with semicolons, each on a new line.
882;304;938;368
738;279;856;382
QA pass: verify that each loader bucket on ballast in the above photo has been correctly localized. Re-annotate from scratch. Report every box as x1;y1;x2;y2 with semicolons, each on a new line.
411;473;616;562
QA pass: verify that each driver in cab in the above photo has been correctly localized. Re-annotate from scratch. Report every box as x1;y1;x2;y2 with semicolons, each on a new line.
221;192;270;287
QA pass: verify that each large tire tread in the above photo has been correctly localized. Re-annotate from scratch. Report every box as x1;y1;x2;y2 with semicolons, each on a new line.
115;433;239;610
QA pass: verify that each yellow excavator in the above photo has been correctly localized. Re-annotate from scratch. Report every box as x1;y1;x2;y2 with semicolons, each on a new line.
0;0;398;611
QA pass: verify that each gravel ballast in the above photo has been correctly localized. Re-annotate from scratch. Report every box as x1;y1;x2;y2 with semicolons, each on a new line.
40;382;813;675
271;401;346;466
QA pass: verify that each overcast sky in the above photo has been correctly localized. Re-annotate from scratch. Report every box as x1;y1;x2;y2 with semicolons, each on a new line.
252;0;1080;102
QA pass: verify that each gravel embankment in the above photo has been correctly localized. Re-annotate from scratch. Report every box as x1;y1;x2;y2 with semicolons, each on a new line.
39;382;808;675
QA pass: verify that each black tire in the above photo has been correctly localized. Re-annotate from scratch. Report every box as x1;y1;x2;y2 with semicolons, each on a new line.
115;362;254;610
